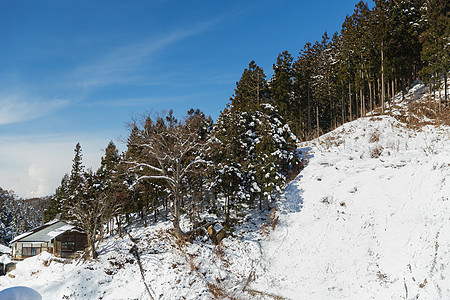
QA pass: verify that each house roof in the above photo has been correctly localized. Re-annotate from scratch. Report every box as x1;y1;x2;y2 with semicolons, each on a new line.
0;244;11;254
10;220;83;244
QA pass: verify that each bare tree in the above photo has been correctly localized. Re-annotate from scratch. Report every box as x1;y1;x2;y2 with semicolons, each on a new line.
124;110;212;240
71;171;120;259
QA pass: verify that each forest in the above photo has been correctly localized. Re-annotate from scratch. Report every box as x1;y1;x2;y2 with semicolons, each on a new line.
1;0;448;258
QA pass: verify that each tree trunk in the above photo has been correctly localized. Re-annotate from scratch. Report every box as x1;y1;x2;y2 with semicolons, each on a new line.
172;189;188;240
225;194;230;223
143;205;147;227
100;226;104;243
172;216;186;240
445;72;448;104
360;87;364;117
153;193;157;223
257;71;260;106
316;105;320;138
341;82;345;124
355;90;359;119
328;82;334;128
307;81;311;133
165;196;168;218
348;82;352;121
360;59;365;117
381;42;385;114
369;77;373;117
401;77;405;101
258;193;262;210
87;233;98;259
266;195;271;211
395;77;398;100
391;79;395;111
115;215;122;238
91;243;98;259
438;72;441;113
429;80;433;107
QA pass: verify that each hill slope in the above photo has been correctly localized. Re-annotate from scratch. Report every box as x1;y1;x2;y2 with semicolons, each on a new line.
0;82;449;299
253;115;450;299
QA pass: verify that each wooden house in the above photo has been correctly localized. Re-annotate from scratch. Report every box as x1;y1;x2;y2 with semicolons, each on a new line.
10;220;87;260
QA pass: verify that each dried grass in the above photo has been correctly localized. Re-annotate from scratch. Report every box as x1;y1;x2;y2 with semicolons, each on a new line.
261;210;280;236
369;129;380;143
370;145;384;158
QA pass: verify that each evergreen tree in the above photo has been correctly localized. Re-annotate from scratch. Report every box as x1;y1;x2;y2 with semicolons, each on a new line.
270;51;294;126
64;143;86;220
43;174;70;222
0;188;15;244
214;61;299;220
420;0;449;106
97;141;121;192
292;43;313;139
231;60;269;110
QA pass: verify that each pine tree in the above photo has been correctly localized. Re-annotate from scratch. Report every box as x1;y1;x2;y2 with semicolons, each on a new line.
231;60;269;110
420;0;449;107
65;143;86;220
270;51;294;126
43;174;70;222
215;61;299;220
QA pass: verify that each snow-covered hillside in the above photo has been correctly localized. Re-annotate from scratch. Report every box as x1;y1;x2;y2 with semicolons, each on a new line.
253;115;450;299
0;82;449;299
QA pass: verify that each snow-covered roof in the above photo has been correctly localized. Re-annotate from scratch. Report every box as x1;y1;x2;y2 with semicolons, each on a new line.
43;219;60;226
0;244;11;254
9;231;33;244
0;254;10;265
10;220;82;244
47;225;76;238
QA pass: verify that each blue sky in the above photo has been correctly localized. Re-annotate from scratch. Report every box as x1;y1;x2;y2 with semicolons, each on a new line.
0;0;362;197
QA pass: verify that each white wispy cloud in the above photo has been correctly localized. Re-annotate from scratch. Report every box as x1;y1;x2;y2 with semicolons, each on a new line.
0;134;113;198
69;16;227;89
82;94;198;108
0;92;69;126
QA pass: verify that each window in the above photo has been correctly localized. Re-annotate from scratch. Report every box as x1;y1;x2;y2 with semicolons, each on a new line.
22;247;41;257
61;241;75;251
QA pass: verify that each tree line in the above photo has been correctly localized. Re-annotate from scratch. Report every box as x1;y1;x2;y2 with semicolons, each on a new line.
42;0;448;257
44;106;298;256
0;188;47;245
270;0;448;140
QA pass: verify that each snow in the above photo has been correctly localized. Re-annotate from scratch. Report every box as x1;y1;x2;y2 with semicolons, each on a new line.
44;219;60;226
252;115;450;299
0;244;11;254
0;82;449;299
0;254;10;266
9;231;33;244
47;225;75;238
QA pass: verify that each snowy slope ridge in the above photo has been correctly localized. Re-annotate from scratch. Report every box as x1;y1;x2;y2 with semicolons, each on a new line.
254;115;450;299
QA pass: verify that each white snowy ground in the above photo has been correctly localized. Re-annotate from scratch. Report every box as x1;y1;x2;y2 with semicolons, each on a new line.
0;219;263;299
0;244;11;254
1;82;449;299
253;115;450;299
